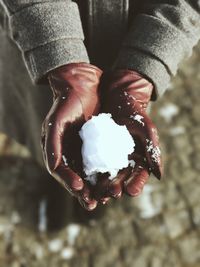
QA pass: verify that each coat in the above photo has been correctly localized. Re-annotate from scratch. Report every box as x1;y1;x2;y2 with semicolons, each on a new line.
0;0;200;166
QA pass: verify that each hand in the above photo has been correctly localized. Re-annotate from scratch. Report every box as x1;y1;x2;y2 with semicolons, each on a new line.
95;70;162;200
41;63;102;210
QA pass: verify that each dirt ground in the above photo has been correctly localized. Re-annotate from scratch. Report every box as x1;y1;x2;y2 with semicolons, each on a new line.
0;43;200;267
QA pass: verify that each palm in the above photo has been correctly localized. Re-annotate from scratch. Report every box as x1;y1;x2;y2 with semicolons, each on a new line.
94;88;162;201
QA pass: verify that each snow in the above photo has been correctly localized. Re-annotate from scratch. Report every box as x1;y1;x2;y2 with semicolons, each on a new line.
11;211;21;224
60;247;74;259
169;126;185;136
67;224;81;245
38;198;47;233
129;160;136;168
159;103;179;123
146;139;161;164
48;239;63;252
79;113;135;184
35;245;44;259
130;114;145;126
84;174;98;185
62;155;68;166
137;185;162;219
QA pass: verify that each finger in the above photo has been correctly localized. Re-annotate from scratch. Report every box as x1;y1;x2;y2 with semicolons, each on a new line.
53;163;84;193
40;127;46;161
77;184;98;211
44;94;83;173
124;164;150;197
99;197;111;205
108;167;131;199
94;173;111;199
144;124;163;179
45;119;63;172
125;106;163;179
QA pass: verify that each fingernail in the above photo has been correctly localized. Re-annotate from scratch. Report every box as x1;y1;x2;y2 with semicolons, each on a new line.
84;201;97;211
109;184;122;199
71;178;84;191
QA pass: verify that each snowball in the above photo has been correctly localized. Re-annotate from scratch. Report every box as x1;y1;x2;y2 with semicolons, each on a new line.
79;113;135;183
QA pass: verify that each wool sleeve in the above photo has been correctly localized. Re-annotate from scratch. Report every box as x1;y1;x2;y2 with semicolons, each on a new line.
0;0;89;83
114;0;200;98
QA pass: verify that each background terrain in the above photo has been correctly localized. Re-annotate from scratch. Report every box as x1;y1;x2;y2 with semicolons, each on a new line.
0;43;200;267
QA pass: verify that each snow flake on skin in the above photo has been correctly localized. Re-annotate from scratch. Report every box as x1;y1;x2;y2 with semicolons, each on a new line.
146;139;161;163
62;96;66;100
62;155;68;166
84;174;98;185
129;95;136;101
48;122;52;126
124;92;136;101
129;160;135;168
130;114;145;126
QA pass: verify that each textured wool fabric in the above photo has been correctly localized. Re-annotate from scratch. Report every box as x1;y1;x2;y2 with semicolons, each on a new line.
1;0;89;83
1;0;200;95
114;0;200;97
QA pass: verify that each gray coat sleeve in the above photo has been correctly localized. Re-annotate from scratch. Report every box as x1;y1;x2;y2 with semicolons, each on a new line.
0;0;89;83
114;0;200;98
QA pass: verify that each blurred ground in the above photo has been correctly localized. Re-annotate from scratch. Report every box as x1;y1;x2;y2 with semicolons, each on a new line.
0;43;200;267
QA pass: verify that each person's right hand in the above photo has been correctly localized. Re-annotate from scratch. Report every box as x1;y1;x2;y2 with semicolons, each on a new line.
41;63;102;210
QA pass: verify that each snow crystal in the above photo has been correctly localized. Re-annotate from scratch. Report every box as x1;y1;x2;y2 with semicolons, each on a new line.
84;174;98;185
79;113;135;182
129;160;136;168
146;139;161;163
62;155;68;166
131;114;145;126
159;103;179;123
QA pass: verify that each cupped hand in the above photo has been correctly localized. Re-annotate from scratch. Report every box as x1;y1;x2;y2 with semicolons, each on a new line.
41;63;102;210
94;70;162;201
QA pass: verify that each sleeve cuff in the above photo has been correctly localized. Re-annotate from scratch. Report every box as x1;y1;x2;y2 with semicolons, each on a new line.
9;1;89;83
23;39;89;84
113;48;171;98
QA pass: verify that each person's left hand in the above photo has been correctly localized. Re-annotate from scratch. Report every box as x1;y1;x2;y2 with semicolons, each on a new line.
94;70;163;202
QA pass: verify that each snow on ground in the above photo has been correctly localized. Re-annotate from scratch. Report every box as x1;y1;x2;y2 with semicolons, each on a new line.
159;103;179;123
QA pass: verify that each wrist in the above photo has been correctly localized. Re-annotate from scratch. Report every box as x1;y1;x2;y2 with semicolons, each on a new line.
102;69;154;109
